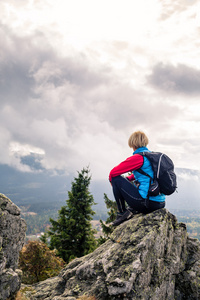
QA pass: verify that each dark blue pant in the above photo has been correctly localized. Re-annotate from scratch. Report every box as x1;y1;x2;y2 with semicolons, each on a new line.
111;176;165;214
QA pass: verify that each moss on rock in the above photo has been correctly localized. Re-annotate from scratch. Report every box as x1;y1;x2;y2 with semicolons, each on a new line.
25;209;200;299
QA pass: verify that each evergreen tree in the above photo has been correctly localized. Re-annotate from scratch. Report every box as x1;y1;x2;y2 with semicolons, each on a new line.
48;167;97;263
98;193;117;245
40;232;48;245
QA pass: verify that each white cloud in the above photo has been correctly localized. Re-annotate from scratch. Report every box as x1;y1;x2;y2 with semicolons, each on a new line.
148;63;200;95
178;170;199;182
9;142;44;156
0;0;200;183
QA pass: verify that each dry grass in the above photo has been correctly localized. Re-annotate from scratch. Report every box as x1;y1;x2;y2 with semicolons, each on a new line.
77;296;96;300
14;286;36;300
14;289;96;300
14;291;27;300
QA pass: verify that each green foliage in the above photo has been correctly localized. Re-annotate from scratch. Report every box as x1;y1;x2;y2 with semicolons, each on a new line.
48;167;97;263
22;207;107;237
22;210;59;235
39;232;48;244
169;209;200;240
98;193;117;245
19;240;64;284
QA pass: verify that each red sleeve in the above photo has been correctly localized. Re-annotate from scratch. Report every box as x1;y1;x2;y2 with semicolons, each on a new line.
109;154;143;182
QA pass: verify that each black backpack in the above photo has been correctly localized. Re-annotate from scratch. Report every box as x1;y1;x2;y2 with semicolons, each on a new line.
137;151;177;196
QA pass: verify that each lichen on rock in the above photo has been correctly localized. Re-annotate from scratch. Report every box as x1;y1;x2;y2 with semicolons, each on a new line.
24;209;200;299
0;193;26;300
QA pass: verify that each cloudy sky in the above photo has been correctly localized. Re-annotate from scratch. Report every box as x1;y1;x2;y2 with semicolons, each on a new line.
1;0;200;186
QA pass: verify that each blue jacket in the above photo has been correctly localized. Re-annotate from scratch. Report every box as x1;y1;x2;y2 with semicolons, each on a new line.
133;147;165;202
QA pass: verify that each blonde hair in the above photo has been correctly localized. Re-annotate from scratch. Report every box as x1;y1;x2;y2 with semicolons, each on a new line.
128;131;149;149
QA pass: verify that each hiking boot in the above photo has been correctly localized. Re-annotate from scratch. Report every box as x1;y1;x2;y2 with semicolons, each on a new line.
112;209;133;227
112;212;125;227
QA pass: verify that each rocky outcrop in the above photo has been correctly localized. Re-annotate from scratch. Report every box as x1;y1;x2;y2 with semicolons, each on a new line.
24;209;200;300
0;194;26;300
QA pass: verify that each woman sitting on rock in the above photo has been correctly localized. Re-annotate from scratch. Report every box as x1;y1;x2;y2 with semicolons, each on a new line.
109;130;165;226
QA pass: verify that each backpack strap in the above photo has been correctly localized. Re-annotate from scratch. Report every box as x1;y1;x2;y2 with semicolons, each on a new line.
135;168;152;209
136;168;153;180
136;152;154;180
136;153;156;208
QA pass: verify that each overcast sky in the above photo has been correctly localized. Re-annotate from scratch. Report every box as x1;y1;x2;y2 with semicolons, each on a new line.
1;0;200;182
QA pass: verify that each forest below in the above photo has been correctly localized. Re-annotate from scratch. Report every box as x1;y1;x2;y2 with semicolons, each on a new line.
21;202;200;241
20;201;107;237
170;209;200;240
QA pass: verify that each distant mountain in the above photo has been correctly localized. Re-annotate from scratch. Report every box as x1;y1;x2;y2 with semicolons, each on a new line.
0;164;69;206
0;164;199;212
0;163;109;212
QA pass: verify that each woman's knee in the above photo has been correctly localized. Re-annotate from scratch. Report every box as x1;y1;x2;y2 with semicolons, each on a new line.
111;176;124;185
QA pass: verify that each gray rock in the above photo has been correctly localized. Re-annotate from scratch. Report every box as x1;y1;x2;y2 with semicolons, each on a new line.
0;193;26;299
24;209;200;299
